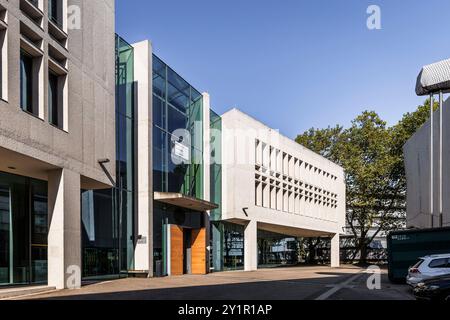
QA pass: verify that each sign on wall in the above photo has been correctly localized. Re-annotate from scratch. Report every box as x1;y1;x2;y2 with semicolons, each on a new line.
172;141;190;163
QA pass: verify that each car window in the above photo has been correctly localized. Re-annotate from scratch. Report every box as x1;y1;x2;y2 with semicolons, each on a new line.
412;259;424;268
429;258;448;268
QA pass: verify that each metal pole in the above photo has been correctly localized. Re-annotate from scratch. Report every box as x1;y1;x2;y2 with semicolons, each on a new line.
430;93;434;228
439;91;444;227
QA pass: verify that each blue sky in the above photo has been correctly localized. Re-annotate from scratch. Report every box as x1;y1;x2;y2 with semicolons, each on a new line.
116;0;450;138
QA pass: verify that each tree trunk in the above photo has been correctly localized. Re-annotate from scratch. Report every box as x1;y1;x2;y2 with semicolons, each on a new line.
359;243;368;265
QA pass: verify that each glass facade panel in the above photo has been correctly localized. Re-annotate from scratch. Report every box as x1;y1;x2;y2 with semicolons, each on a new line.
153;95;165;129
258;230;300;268
152;56;166;98
153;127;167;192
222;223;245;271
82;190;119;278
210;222;245;272
0;186;10;284
82;35;136;280
168;105;187;134
30;180;48;284
210;110;222;222
151;54;204;199
0;172;48;286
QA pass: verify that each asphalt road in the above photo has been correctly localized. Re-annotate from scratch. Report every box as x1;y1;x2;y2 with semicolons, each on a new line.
14;266;414;301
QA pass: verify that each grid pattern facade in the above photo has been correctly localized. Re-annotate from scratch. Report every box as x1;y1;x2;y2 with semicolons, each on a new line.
254;139;339;218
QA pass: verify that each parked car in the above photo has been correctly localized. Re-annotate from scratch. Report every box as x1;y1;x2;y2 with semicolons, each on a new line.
414;276;450;301
406;254;450;287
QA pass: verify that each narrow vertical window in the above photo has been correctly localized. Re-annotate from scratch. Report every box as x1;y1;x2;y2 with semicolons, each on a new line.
48;0;62;28
20;50;33;113
48;71;59;127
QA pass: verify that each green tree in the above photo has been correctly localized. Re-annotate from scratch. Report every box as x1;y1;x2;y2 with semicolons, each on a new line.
295;100;436;264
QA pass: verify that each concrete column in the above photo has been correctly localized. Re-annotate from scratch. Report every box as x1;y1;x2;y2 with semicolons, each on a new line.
132;40;153;276
244;220;258;271
202;93;211;273
48;169;81;289
330;233;340;268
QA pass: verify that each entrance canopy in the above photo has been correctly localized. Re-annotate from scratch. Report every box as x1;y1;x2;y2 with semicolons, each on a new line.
416;58;450;96
154;192;219;212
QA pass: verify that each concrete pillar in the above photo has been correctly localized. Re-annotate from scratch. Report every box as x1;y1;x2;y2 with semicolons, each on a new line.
202;93;211;273
132;40;153;275
47;169;81;289
330;233;340;268
244;220;258;271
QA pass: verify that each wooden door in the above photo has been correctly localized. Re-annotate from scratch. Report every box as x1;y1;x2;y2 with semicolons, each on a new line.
170;225;184;276
191;228;207;275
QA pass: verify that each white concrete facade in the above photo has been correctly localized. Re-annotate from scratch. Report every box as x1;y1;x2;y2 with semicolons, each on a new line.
404;97;450;229
132;40;153;276
221;109;346;269
0;0;116;289
130;40;214;276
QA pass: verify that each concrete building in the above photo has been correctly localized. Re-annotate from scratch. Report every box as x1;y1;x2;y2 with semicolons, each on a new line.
216;109;346;270
0;0;115;288
0;1;346;290
404;98;450;229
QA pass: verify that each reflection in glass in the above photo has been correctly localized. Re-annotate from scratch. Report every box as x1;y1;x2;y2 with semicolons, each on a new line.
31;180;48;283
151;54;204;199
0;186;10;285
222;223;245;271
258;230;300;268
82;190;119;279
210;110;222;221
153;96;165;129
81;35;136;281
20;51;33;113
0;172;48;286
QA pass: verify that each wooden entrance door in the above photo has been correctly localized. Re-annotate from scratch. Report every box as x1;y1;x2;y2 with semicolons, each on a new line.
170;225;184;276
191;228;207;275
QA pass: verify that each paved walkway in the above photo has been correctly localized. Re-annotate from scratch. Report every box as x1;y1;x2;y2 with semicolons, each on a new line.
10;266;414;300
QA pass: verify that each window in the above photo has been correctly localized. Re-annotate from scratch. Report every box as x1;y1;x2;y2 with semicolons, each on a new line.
153;96;165;128
29;0;39;8
48;0;63;28
429;258;450;269
48;43;68;129
48;71;60;127
20;0;44;28
20;50;33;113
0;9;7;101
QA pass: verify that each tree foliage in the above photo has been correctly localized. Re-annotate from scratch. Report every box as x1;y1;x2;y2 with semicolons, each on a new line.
295;100;437;263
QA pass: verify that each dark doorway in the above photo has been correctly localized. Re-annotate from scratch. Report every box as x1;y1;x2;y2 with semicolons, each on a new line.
184;229;192;275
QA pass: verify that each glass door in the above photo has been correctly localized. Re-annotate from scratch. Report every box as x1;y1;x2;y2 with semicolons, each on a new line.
0;172;48;287
0;185;11;285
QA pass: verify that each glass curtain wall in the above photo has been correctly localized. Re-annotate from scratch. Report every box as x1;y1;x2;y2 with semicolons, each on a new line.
258;230;300;268
0;172;48;286
208;222;245;272
209;110;223;272
152;55;205;276
81;35;135;280
152;54;204;198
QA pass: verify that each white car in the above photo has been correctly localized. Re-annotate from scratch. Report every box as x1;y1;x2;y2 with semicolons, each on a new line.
407;254;450;287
